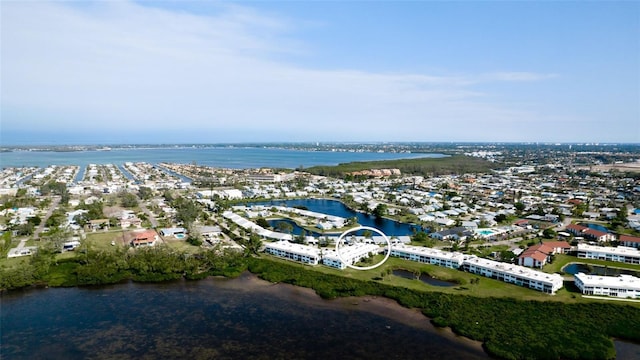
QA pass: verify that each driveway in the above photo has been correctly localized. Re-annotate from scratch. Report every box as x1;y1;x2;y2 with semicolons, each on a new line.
33;196;61;240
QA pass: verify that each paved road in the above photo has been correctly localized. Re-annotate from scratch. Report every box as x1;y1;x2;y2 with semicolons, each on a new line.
137;196;159;228
33;196;61;240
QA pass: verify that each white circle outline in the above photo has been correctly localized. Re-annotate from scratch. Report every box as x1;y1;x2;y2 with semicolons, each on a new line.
335;226;391;270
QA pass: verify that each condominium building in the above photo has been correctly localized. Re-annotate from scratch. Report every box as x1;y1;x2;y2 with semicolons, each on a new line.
322;243;381;270
462;257;564;294
264;241;320;265
574;273;640;299
390;244;472;269
576;244;640;265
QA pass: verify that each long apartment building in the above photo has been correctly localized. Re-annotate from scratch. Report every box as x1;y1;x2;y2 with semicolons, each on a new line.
322;243;381;270
390;244;472;269
390;244;563;294
462;257;564;294
576;244;640;265
574;273;640;299
264;241;320;265
263;241;380;269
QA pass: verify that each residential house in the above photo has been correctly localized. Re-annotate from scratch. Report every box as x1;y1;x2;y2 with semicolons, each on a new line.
517;241;570;268
518;243;553;268
131;230;158;247
431;227;474;241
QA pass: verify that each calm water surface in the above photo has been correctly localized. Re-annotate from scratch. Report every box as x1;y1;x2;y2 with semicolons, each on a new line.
0;147;443;169
251;199;423;236
1;273;487;360
563;263;640;277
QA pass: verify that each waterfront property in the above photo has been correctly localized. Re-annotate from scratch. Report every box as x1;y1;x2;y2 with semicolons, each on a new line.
223;211;292;242
322;243;381;269
574;272;640;299
576;244;640;265
462;257;564;294
131;230;158;247
390;244;472;269
389;243;563;294
264;241;320;265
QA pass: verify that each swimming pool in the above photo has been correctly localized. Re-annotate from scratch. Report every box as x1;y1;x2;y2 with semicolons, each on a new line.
477;229;496;236
175;233;185;239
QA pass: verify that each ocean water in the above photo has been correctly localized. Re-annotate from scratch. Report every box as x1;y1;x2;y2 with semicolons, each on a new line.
0;147;444;169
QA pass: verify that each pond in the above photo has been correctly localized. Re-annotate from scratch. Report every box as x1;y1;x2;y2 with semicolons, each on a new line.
268;218;323;237
392;269;457;287
249;199;424;236
563;263;640;277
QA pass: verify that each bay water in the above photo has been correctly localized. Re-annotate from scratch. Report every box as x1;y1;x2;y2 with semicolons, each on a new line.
1;273;488;360
0;147;444;169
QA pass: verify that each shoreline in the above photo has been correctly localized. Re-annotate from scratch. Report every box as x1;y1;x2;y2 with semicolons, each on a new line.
189;273;489;356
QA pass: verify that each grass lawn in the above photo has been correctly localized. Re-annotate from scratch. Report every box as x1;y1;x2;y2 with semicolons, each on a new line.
0;256;30;270
85;231;128;251
543;254;640;274
258;253;622;305
164;239;202;254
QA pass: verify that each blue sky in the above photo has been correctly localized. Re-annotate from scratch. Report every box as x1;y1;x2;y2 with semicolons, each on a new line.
1;1;638;145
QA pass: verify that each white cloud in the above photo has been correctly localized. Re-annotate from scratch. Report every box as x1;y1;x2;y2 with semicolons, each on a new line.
1;1;565;142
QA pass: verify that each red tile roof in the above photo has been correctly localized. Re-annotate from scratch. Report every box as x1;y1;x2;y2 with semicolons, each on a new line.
620;235;640;243
519;244;553;263
584;229;607;238
543;241;571;250
566;224;587;232
132;230;157;245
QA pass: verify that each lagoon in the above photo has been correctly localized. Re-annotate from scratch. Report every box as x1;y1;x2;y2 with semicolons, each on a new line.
250;198;423;236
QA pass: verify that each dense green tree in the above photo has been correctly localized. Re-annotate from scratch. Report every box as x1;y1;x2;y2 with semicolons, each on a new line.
119;192;139;208
543;228;557;239
245;232;263;256
255;217;270;229
373;203;387;218
172;197;201;227
138;187;154;200
514;202;525;212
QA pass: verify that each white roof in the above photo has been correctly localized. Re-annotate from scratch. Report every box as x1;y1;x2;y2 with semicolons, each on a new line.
265;241;320;258
392;244;471;263
577;244;640;257
464;257;564;286
575;273;640;291
323;243;380;263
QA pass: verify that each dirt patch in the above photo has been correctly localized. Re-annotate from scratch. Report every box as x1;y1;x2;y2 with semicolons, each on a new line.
104;206;126;218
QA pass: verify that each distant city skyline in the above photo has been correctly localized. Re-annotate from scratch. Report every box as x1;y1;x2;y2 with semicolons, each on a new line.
2;1;639;145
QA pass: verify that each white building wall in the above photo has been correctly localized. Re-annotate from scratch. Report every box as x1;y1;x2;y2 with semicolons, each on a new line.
574;273;640;298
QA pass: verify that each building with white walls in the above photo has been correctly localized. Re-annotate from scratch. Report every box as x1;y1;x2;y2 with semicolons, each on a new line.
574;273;640;298
462;257;564;294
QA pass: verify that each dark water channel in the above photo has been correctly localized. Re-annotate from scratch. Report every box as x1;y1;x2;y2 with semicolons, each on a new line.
1;273;487;360
392;269;457;287
563;263;640;277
